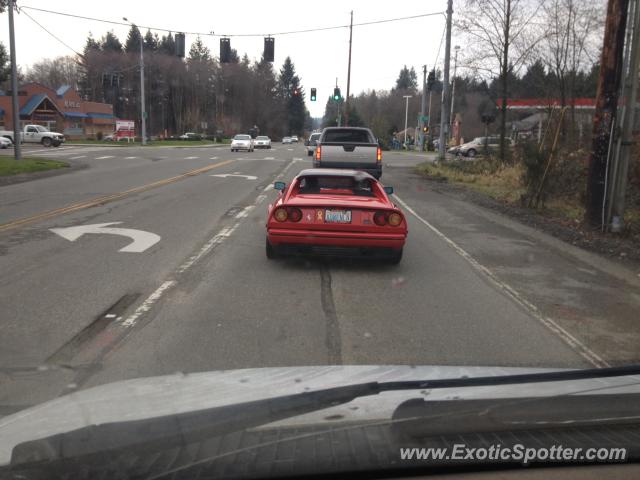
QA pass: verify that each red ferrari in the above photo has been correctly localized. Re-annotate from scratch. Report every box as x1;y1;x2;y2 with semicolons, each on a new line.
265;169;408;264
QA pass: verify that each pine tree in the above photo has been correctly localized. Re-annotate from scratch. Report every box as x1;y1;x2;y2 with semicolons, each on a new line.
159;33;176;56
144;30;158;52
125;25;142;53
101;31;123;53
188;36;211;61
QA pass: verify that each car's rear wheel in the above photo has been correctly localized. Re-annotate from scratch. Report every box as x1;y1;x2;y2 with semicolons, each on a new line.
388;248;403;265
266;239;278;259
41;137;52;147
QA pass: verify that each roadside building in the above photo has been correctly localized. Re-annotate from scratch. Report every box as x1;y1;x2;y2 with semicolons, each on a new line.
0;83;115;139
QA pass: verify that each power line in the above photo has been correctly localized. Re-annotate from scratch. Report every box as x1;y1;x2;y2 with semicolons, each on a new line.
19;5;445;38
21;8;84;58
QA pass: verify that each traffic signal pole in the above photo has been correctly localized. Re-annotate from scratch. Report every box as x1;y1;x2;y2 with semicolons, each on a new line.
344;11;353;126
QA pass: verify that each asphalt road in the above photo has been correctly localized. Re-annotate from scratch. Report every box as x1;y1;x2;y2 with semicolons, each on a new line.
1;143;639;412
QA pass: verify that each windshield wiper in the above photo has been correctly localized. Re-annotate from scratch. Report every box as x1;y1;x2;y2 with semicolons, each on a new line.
11;364;640;467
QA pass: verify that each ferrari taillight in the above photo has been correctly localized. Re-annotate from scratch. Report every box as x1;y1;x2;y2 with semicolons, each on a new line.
373;211;387;226
315;145;321;161
288;207;302;222
388;212;403;226
274;208;288;222
376;147;382;163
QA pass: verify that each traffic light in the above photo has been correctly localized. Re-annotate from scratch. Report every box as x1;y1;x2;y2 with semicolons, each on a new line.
175;33;185;58
333;87;341;101
220;38;231;63
427;69;436;91
263;37;274;62
310;88;317;101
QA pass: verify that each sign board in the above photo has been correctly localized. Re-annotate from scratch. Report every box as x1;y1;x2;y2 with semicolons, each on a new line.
64;100;81;109
418;115;429;123
115;119;135;139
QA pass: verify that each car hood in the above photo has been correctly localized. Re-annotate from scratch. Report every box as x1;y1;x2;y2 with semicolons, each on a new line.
2;364;640;466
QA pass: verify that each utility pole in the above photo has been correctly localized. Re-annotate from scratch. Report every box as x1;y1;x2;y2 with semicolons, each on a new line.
584;0;629;227
344;11;353;126
8;0;21;160
403;95;412;147
439;0;453;160
610;0;640;231
123;18;147;145
428;71;433;146
450;45;460;136
420;65;427;151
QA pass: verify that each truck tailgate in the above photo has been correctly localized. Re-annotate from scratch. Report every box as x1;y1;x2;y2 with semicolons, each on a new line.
319;143;378;166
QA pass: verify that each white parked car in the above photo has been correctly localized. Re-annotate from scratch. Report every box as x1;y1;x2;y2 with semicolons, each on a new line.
254;136;271;149
0;136;11;149
291;135;299;143
282;137;292;144
230;134;254;152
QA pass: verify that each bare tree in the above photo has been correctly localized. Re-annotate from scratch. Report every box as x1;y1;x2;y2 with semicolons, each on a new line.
540;0;604;140
25;56;83;90
456;0;545;161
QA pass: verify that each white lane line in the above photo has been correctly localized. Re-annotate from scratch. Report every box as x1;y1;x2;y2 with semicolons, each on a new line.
263;184;273;192
264;157;275;160
184;156;199;160
124;156;137;159
234;205;255;219
176;224;239;274
210;156;219;160
118;160;283;329
95;155;114;160
70;155;86;159
120;280;177;328
392;193;609;369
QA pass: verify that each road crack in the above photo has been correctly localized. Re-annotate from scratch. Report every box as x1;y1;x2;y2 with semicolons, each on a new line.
320;265;342;364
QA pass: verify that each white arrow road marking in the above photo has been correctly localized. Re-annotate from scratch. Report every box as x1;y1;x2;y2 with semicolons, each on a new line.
210;174;258;180
50;222;161;253
95;155;114;160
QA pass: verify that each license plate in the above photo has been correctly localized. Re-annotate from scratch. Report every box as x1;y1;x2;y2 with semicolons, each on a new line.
324;209;352;223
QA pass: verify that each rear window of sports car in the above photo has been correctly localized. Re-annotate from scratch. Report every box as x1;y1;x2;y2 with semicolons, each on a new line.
296;176;375;196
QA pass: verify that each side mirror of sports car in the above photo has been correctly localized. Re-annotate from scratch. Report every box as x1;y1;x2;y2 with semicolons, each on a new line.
274;181;286;191
383;186;394;195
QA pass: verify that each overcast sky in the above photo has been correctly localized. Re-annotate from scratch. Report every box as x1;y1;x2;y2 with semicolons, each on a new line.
2;0;452;117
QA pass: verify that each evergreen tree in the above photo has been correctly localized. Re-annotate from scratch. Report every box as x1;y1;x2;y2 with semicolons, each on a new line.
159;33;176;56
188;36;211;61
100;31;123;53
125;25;142;53
0;42;10;85
394;65;418;91
277;57;306;135
144;30;159;52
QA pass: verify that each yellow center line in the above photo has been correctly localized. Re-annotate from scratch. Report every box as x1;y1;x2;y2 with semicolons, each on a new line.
0;160;235;233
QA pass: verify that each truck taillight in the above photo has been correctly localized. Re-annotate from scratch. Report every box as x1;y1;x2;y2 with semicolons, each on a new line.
315;145;321;161
376;147;382;162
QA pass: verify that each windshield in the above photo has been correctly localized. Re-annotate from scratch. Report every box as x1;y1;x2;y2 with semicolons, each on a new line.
3;1;638;479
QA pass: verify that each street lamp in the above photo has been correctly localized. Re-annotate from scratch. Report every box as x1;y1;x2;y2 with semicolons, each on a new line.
123;18;146;145
403;95;412;147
